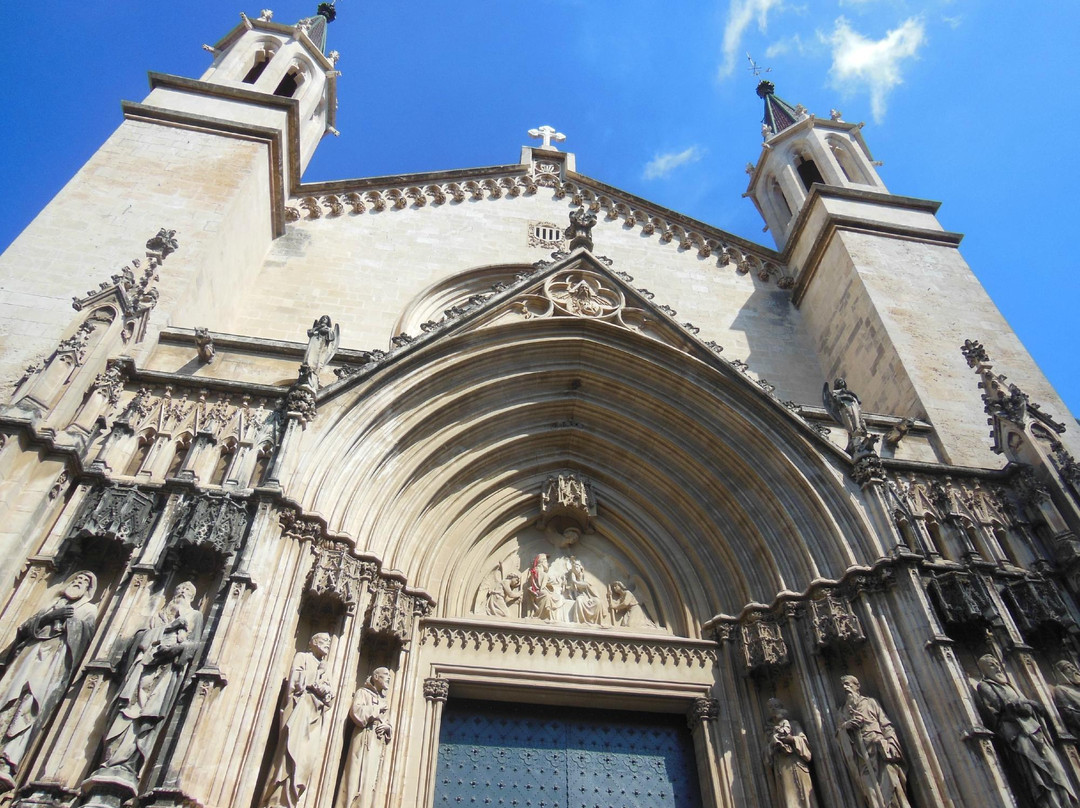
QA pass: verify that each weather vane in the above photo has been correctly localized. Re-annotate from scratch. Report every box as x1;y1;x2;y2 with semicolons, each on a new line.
746;53;772;77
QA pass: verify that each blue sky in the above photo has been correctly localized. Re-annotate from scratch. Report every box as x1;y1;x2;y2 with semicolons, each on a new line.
1;1;1076;418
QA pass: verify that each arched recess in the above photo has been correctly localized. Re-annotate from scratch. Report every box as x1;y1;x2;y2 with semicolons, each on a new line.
391;264;532;339
285;316;879;637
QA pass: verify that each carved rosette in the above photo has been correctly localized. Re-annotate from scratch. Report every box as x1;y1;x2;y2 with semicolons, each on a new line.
305;540;377;612
687;697;720;727
169;492;250;559
741;619;789;676
809;592;865;651
66;482;157;549
423;677;450;703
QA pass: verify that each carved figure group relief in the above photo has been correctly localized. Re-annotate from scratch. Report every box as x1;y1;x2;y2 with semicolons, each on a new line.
0;572;98;792
836;675;912;808
261;633;334;808
86;582;204;793
974;655;1077;808
764;698;818;808
477;547;659;631
337;668;392;808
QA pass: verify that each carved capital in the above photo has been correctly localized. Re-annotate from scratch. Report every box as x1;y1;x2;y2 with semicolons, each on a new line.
851;454;886;487
423;677;450;703
687;697;719;727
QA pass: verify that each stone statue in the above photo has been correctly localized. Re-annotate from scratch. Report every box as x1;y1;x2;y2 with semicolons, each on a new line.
836;675;911;808
0;572;98;792
1053;660;1080;738
484;569;521;618
975;655;1077;808
87;582;203;791
608;581;654;629
523;554;567;622
822;379;877;457
261;633;334;808
303;316;339;376
337;668;392;808
764;698;818;808
566;558;603;625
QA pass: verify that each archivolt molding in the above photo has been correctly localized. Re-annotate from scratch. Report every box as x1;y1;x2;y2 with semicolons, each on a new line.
286;170;790;285
284;314;881;626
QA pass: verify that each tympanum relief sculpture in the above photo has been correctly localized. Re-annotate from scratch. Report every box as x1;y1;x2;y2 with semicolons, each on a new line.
0;571;99;792
476;551;659;631
85;582;203;793
261;633;334;808
337;668;392;808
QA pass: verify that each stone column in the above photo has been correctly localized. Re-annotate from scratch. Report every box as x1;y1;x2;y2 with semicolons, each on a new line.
420;678;450;808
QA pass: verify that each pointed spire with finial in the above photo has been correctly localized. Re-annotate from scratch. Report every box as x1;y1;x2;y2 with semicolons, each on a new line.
296;1;337;52
757;80;802;139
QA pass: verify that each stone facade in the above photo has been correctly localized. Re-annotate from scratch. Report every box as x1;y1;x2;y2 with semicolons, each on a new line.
0;13;1079;808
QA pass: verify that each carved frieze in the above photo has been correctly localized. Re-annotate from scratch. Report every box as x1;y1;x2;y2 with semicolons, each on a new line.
68;483;157;549
305;539;377;612
168;492;250;559
741;618;789;675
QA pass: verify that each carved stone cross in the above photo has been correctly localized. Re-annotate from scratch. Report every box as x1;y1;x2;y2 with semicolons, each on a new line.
528;125;566;151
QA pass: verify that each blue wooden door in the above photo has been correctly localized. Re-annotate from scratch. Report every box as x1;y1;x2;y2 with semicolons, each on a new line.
434;699;704;808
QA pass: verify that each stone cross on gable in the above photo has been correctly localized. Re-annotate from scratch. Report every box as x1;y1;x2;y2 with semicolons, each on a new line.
528;125;566;151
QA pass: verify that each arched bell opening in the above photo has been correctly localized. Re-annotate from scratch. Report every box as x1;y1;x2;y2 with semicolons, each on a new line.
291;318;878;633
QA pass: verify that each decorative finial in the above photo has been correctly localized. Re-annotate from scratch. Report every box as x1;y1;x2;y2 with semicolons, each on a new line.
756;80;776;99
528;125;566;151
258;9;274;21
317;1;337;22
830;109;843;121
328;50;340;65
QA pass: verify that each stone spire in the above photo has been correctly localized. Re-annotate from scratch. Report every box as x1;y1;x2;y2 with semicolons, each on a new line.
296;1;338;52
757;80;801;138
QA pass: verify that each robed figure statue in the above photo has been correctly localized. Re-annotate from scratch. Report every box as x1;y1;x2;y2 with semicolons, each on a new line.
975;655;1077;808
764;698;818;808
836;675;912;808
261;633;334;808
336;668;392;808
0;571;98;792
87;582;203;791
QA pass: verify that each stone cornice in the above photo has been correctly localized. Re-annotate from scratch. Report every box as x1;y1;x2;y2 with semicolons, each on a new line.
289;167;787;283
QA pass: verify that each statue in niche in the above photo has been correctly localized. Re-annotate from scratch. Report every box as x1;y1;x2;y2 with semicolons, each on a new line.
822;379;878;457
566;558;603;625
303;315;340;376
88;582;203;791
483;564;521;618
261;633;334;808
764;698;818;808
0;571;98;792
836;675;912;808
975;655;1077;808
337;668;392;808
1053;660;1080;738
608;581;655;629
523;554;568;622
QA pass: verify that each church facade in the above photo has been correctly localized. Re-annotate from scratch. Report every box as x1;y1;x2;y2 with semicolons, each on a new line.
2;7;1080;808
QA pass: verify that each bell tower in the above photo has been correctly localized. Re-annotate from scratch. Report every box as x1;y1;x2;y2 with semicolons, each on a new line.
746;81;1079;467
0;5;341;396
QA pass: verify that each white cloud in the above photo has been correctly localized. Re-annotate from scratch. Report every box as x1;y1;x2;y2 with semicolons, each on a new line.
826;16;925;122
718;0;784;79
765;33;810;59
643;146;705;180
